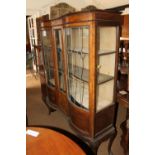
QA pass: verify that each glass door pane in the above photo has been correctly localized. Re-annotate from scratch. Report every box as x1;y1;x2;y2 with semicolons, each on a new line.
65;27;89;110
41;30;55;87
54;29;65;92
96;26;116;112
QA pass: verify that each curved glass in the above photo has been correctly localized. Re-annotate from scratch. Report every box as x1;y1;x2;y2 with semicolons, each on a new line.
65;27;89;110
41;30;55;87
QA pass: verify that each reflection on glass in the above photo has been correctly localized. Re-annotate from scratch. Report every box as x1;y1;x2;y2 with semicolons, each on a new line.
55;29;65;92
96;26;116;112
41;30;55;87
65;27;89;110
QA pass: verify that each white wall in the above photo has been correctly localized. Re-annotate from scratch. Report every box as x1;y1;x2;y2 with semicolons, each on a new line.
26;0;129;16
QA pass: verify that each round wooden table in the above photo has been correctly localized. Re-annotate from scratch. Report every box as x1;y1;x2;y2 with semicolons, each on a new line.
26;127;88;155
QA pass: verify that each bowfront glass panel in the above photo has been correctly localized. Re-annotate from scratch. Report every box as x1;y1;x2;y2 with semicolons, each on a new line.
96;26;116;112
65;27;89;110
41;30;55;87
54;29;65;92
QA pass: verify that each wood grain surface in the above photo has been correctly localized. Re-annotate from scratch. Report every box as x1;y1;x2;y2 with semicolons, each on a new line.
26;127;86;155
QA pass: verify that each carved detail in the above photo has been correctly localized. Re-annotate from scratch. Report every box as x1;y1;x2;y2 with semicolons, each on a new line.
50;3;76;20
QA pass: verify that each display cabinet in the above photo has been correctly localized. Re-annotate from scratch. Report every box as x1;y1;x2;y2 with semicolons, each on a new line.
64;11;121;154
39;11;121;154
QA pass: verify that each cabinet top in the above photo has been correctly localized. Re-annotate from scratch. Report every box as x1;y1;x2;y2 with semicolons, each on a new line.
64;11;121;23
40;10;121;28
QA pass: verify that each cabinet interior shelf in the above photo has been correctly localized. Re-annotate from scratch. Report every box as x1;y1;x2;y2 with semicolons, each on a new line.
67;49;115;56
68;49;89;54
98;50;116;56
69;65;114;84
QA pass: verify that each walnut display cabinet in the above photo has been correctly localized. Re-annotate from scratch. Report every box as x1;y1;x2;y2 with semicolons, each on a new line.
39;11;121;155
63;11;121;154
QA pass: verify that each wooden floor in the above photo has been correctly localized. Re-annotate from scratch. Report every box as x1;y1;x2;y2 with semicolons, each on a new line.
26;72;127;155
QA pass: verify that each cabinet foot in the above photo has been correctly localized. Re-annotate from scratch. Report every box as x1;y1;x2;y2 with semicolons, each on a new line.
90;141;100;155
48;108;56;115
108;130;117;155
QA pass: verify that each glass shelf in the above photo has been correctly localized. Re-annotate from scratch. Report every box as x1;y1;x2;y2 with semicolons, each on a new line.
68;49;89;54
98;50;116;56
69;65;88;83
98;73;114;84
69;65;114;84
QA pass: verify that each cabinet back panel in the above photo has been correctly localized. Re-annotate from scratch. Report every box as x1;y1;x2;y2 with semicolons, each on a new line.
99;27;116;51
96;80;114;112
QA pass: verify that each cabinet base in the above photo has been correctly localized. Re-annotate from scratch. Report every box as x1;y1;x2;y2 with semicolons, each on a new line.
69;120;116;155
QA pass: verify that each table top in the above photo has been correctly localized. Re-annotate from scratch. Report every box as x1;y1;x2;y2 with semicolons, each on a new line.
26;127;87;155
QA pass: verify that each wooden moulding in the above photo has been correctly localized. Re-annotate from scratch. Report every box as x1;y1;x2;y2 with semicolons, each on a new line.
63;11;121;24
40;11;121;29
94;11;121;22
64;12;94;24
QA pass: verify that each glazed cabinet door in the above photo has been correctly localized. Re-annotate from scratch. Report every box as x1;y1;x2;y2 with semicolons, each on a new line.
41;29;55;88
41;30;55;87
65;26;89;110
40;29;57;105
53;28;69;114
54;29;66;92
96;26;117;112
